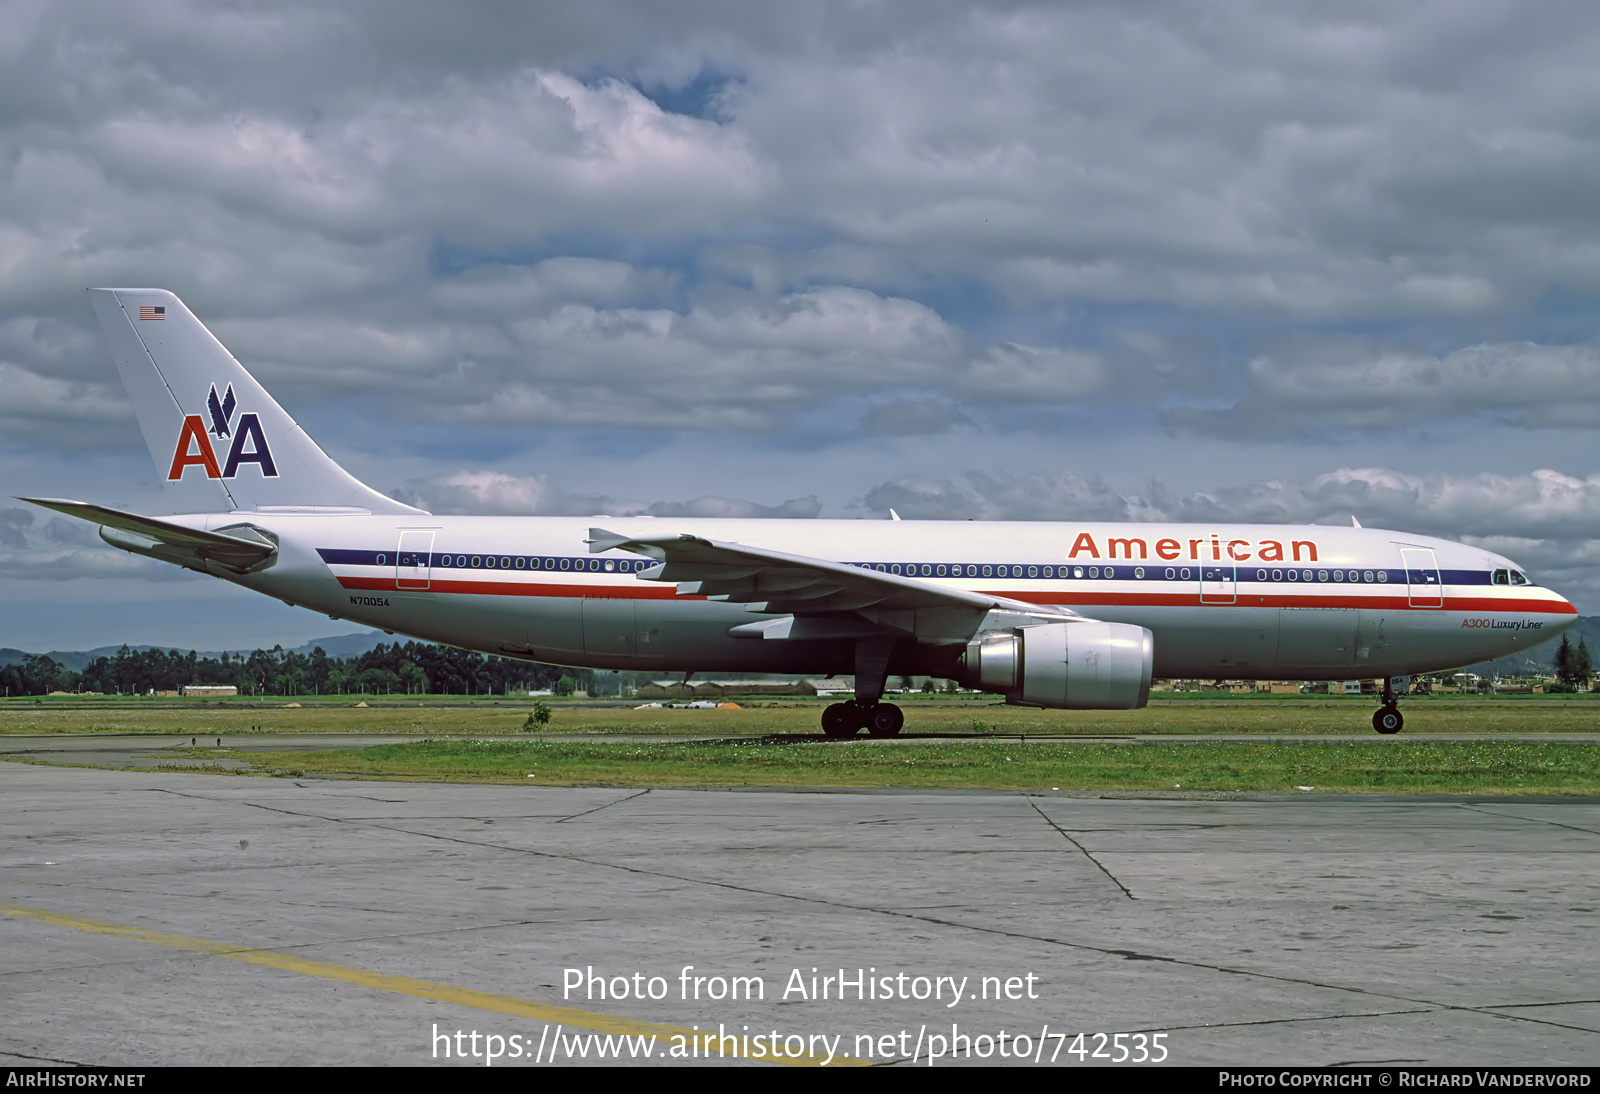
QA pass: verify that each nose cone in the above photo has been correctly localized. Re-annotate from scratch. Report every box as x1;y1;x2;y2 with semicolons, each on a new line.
1537;585;1581;639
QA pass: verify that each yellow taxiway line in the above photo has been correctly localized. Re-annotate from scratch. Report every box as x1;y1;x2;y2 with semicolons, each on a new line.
4;901;866;1067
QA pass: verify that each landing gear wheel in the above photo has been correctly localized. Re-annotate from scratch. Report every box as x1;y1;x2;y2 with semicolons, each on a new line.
1372;705;1403;735
822;702;861;738
867;702;904;737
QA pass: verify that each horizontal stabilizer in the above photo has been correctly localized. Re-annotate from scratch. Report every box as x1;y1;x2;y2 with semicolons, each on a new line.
20;497;277;573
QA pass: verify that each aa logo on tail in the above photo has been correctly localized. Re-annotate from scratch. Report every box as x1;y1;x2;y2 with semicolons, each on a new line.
168;383;278;480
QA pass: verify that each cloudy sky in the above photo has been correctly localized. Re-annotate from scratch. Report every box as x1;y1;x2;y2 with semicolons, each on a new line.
7;0;1600;650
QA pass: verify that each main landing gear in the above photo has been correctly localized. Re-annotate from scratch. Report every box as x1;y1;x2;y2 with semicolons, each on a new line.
822;700;905;738
1372;676;1403;735
820;634;904;738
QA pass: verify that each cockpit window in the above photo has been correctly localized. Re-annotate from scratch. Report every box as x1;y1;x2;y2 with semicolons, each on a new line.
1492;569;1509;585
1510;570;1531;586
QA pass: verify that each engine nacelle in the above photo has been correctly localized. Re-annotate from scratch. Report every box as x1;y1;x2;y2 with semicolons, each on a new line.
958;621;1153;709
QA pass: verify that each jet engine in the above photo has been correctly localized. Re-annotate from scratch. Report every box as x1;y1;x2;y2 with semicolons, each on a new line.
958;621;1153;709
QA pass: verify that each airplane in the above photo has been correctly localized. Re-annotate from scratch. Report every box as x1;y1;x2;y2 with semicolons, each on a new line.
22;288;1579;736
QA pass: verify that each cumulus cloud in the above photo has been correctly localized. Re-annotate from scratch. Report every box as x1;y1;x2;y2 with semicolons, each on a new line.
0;363;134;448
7;2;1600;442
7;2;1600;321
864;472;1163;523
395;470;820;520
858;398;973;437
645;495;820;519
394;471;613;516
208;283;1105;432
0;506;178;581
1171;335;1600;437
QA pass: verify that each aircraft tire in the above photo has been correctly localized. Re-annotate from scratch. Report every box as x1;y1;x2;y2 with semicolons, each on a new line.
822;702;860;738
1372;706;1403;734
866;702;904;737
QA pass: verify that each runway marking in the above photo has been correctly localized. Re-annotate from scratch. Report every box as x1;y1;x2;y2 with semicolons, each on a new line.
1;901;865;1067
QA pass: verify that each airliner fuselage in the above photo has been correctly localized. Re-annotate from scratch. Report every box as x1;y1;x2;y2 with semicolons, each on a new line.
175;510;1571;683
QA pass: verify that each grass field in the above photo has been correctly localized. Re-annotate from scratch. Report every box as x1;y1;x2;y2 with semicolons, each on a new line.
206;736;1600;795
3;690;1599;738
4;691;1596;793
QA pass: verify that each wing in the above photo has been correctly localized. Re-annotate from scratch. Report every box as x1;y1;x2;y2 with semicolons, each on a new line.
588;527;1075;645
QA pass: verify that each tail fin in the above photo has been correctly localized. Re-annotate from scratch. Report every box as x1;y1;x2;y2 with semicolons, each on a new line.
88;288;424;515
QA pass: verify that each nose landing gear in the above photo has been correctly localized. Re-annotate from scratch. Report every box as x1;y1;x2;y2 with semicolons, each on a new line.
1372;676;1403;734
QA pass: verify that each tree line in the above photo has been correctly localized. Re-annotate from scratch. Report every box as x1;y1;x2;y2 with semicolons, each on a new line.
1;642;595;698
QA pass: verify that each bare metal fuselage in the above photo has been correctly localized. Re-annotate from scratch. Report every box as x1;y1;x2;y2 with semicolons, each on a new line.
177;512;1575;682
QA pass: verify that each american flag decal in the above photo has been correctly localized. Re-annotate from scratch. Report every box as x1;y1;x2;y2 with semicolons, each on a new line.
139;306;165;320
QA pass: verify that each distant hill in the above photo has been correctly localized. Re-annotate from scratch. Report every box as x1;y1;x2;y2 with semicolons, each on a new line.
0;630;396;671
289;631;404;660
